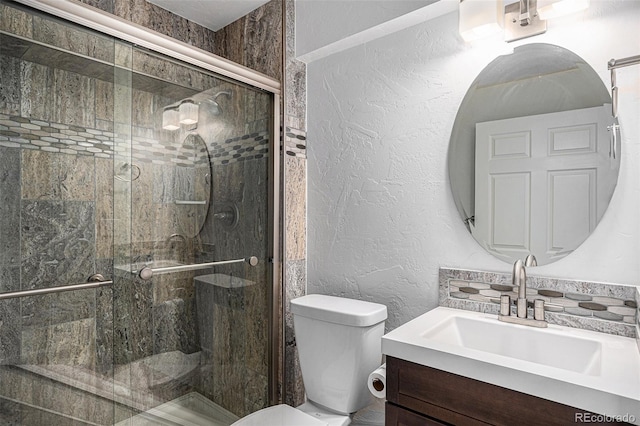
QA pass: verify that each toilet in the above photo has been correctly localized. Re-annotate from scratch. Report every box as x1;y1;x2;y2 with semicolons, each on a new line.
232;294;387;426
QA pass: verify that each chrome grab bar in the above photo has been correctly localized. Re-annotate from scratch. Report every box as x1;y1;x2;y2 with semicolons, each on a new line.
0;274;113;301
138;256;259;280
608;54;640;120
608;54;640;70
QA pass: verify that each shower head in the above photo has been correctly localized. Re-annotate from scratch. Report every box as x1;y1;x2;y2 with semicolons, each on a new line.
203;90;232;116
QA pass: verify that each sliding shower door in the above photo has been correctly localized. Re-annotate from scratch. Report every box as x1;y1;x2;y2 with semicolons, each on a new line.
111;45;274;423
0;1;277;424
0;4;122;423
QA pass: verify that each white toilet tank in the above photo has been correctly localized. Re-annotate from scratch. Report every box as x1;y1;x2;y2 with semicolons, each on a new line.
291;295;387;415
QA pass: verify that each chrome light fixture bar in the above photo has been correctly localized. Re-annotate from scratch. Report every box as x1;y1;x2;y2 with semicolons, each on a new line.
504;0;547;42
460;0;590;43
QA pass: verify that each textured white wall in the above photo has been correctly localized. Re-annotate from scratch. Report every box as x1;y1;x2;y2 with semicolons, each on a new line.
306;0;640;330
295;0;436;60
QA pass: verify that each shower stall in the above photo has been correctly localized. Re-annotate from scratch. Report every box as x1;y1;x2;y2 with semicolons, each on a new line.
0;0;281;424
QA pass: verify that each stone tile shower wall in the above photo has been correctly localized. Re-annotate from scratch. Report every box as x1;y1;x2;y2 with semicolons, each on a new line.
78;0;216;54
283;0;308;407
0;1;274;422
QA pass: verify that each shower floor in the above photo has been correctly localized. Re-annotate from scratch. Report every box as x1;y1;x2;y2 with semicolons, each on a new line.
15;351;238;425
115;392;239;426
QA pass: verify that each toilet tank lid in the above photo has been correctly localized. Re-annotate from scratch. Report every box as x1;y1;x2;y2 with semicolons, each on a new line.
290;294;387;327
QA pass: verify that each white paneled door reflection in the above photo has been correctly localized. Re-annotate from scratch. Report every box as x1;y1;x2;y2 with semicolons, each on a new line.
474;104;617;264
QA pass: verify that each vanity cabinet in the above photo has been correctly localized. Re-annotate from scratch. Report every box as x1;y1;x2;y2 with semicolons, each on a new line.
385;357;631;426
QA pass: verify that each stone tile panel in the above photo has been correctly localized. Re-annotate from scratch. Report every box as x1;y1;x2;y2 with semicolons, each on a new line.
285;154;306;261
53;68;96;128
152;297;198;355
0;3;33;38
0;147;20;266
20;61;53;122
96;157;114;259
20;200;95;288
284;259;306;407
0;268;21;365
32;15;113;63
112;275;154;365
0;54;21;114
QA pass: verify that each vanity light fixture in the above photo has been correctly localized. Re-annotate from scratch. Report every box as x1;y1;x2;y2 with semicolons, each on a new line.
459;0;590;43
179;99;199;125
537;0;590;20
162;106;180;131
459;0;503;42
503;0;547;42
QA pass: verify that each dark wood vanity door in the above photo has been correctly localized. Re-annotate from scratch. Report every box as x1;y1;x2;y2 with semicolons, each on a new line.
385;402;453;426
385;357;632;426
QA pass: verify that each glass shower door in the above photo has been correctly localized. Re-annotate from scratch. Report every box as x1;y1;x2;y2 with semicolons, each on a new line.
0;1;275;424
111;45;273;423
0;2;120;423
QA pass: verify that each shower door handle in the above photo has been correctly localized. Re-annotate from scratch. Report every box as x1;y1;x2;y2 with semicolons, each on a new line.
138;256;259;280
0;275;113;301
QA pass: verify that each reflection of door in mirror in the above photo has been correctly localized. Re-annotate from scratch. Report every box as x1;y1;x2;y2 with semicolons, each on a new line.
473;104;618;264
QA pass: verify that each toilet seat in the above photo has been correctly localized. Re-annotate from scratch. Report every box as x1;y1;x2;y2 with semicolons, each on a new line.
231;404;328;426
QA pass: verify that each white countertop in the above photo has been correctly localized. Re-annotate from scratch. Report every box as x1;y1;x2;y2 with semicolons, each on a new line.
382;307;640;424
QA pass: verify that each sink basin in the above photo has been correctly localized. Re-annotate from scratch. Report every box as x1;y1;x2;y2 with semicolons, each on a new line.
382;307;640;422
422;315;602;375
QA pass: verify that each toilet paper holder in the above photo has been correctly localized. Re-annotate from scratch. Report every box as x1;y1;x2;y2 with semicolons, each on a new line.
368;363;387;399
372;377;385;392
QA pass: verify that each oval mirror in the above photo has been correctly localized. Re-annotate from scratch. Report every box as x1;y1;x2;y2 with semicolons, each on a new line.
448;43;619;266
173;133;212;238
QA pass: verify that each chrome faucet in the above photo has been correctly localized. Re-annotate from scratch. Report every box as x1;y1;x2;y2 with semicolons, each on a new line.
524;254;537;267
513;259;528;319
498;255;547;328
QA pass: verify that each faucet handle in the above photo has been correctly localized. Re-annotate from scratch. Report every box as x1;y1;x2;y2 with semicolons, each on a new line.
500;295;511;316
534;299;545;321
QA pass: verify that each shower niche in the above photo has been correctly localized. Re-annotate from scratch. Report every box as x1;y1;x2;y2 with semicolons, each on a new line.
0;1;276;424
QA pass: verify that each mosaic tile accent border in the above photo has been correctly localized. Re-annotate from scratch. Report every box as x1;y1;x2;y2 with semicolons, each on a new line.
0;114;268;166
285;127;306;158
439;268;638;338
0;114;115;157
636;288;640;352
212;132;269;165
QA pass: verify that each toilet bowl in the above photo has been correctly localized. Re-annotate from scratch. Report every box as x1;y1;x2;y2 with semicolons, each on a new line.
232;294;387;426
231;404;327;426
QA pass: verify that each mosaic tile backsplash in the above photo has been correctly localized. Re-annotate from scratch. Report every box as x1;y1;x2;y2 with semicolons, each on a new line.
440;268;638;338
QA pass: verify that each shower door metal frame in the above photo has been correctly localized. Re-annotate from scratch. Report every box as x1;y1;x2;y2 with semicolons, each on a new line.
12;0;283;407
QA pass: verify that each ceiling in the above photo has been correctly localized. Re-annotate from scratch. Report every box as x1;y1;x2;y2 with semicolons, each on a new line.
145;0;271;32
